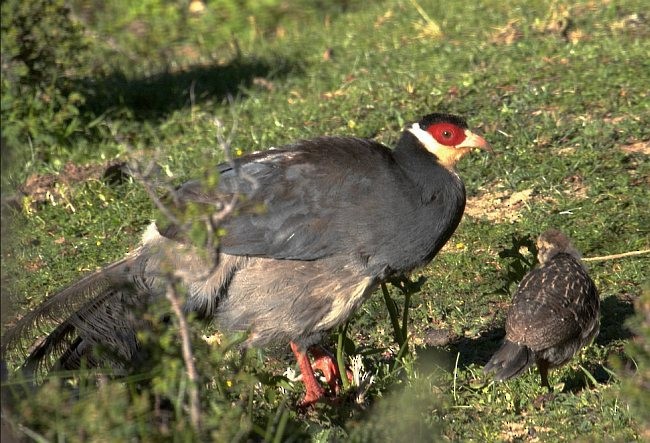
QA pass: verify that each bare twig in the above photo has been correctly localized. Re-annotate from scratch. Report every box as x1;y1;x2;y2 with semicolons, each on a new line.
206;114;260;244
213;113;259;196
207;117;242;231
583;249;650;262
114;136;182;227
165;279;201;432
114;111;251;433
114;114;248;433
138;176;182;227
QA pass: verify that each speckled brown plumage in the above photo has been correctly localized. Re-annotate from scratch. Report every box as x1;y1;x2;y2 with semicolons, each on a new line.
484;229;600;388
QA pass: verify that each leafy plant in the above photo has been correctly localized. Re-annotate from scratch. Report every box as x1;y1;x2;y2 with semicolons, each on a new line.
1;0;647;440
1;0;91;157
497;234;538;296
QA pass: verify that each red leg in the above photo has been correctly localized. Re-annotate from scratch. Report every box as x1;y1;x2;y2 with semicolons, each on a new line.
309;345;353;395
290;341;324;406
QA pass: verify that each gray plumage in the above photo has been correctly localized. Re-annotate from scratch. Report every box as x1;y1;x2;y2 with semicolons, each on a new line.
484;229;600;388
3;198;380;377
2;114;490;388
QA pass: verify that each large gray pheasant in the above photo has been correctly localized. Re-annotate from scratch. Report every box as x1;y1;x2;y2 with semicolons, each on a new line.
2;113;491;405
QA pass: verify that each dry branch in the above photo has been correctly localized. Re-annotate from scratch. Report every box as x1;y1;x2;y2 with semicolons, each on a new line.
165;280;201;431
583;249;650;262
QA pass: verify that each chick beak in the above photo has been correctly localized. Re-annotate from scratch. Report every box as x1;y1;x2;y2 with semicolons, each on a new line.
460;130;493;153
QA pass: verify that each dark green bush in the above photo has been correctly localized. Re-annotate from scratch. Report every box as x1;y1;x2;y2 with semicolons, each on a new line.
618;282;650;433
1;0;91;170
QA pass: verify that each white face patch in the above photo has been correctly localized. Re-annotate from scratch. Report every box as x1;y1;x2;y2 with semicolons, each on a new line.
407;122;472;171
407;122;441;155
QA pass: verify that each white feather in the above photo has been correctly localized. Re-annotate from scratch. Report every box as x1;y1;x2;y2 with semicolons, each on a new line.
407;122;440;155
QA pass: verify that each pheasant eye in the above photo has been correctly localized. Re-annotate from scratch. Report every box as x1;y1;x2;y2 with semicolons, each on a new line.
426;122;467;146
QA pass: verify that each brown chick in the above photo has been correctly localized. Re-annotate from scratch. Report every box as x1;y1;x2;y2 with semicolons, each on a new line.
484;229;600;389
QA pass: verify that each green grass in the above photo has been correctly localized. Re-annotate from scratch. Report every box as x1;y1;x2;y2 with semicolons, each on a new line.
2;0;649;441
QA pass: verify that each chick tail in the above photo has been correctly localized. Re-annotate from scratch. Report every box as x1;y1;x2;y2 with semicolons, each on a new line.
484;339;535;381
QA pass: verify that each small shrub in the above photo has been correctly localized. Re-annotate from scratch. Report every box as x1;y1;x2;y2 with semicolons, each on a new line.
1;0;90;168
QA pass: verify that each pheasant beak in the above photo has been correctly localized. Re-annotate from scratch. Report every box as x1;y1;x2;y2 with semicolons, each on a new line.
459;130;493;153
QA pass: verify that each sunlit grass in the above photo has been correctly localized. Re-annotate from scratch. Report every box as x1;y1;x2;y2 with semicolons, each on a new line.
2;0;648;440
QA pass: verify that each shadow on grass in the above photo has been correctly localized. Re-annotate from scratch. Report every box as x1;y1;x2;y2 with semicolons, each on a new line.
444;294;635;369
417;294;636;391
595;294;635;345
415;326;506;373
77;54;299;120
562;362;615;393
452;327;506;369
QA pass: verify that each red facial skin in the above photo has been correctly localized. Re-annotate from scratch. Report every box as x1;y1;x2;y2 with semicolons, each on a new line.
426;122;467;146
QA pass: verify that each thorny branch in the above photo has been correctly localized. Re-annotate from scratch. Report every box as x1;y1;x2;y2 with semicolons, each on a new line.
117;115;252;433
